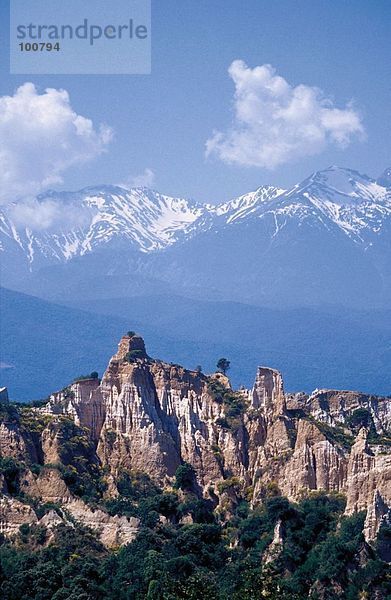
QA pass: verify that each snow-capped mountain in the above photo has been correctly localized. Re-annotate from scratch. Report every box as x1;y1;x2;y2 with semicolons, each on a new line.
0;184;289;266
0;187;203;263
280;166;391;243
1;166;390;308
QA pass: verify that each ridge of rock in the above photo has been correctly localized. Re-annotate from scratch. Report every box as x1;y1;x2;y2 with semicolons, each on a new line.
1;333;390;545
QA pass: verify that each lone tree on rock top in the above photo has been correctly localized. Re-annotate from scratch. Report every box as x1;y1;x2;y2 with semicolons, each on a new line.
216;358;230;375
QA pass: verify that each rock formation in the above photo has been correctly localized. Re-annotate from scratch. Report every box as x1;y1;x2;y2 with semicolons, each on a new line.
1;333;390;547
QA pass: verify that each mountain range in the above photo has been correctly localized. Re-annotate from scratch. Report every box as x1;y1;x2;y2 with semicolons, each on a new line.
1;165;391;307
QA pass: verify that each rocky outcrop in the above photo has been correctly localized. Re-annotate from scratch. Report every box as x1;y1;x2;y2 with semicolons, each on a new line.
2;333;390;544
278;419;347;498
364;491;391;545
44;378;104;440
348;431;391;510
38;509;63;532
20;467;73;503
0;421;38;463
264;519;285;564
92;336;247;491
251;367;286;415
301;389;391;434
0;491;139;548
345;428;391;541
0;496;38;536
246;367;293;486
64;499;139;548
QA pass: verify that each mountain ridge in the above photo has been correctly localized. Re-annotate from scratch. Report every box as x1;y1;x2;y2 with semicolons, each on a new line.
1;165;390;309
1;165;390;265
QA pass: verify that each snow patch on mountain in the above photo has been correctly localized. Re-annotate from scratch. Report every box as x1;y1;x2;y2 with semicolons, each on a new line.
212;186;285;223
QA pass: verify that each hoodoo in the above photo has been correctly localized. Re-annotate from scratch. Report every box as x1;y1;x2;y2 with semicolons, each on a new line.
1;333;389;547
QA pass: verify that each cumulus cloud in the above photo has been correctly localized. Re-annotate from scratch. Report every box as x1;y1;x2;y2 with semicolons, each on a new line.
121;167;156;188
0;82;113;204
206;61;364;169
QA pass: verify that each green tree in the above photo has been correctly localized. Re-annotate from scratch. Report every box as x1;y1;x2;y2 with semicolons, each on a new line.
216;358;230;375
174;463;196;490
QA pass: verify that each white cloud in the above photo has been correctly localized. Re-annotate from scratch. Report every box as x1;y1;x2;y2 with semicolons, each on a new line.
121;167;156;188
0;82;113;204
206;61;364;169
9;197;93;232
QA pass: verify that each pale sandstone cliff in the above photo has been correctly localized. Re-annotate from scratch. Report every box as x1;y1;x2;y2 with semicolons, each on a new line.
0;493;139;548
1;334;390;544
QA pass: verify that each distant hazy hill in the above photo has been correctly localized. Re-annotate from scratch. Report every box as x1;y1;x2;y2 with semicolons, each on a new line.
1;288;390;401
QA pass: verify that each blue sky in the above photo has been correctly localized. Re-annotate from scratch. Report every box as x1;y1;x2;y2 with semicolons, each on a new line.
0;0;390;203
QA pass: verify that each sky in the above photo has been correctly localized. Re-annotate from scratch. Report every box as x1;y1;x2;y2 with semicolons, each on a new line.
0;0;390;204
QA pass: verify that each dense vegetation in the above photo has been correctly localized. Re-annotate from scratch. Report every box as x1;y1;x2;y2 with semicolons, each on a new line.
0;402;390;598
0;475;390;599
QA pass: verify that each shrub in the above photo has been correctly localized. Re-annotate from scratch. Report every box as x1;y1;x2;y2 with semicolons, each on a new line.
208;379;247;430
63;386;75;400
20;410;52;434
22;399;48;408
72;372;100;382
346;408;372;433
174;463;196;490
104;428;117;446
54;420;107;503
0;456;23;494
257;481;281;500
217;477;240;494
307;417;354;450
124;349;145;362
29;463;43;476
0;490;388;599
117;471;160;500
208;380;225;403
0;401;19;424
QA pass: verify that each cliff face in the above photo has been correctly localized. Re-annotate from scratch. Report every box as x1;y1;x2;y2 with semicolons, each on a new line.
302;389;391;434
45;377;104;440
1;334;390;545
